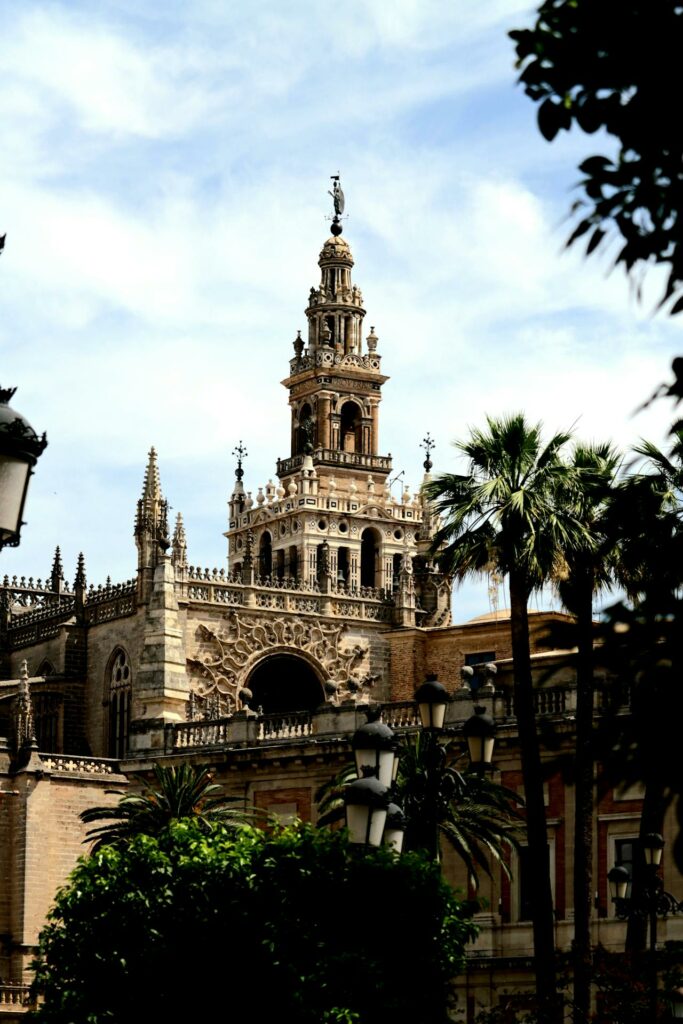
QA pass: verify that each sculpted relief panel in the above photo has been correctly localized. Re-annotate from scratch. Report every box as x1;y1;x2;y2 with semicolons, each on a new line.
186;611;377;718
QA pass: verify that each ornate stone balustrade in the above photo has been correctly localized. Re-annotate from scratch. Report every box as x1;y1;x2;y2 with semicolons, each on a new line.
40;754;122;776
257;710;314;742
179;573;394;622
169;687;586;755
277;449;392;477
0;985;31;1009
289;350;382;375
502;686;574;719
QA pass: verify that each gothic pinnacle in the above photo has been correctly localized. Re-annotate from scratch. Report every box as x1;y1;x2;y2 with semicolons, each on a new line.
74;552;87;589
50;546;64;589
142;446;162;504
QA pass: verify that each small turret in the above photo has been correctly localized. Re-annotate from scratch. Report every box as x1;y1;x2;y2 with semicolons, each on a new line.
172;512;187;568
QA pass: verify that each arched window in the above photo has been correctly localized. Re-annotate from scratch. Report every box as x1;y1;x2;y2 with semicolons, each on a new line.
360;528;381;589
297;403;315;455
288;545;298;581
108;648;131;759
259;531;273;578
34;693;61;752
392;553;402;591
340;401;362;453
37;660;55;677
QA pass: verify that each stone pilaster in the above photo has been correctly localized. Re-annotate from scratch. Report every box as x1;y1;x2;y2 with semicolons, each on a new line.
129;555;188;753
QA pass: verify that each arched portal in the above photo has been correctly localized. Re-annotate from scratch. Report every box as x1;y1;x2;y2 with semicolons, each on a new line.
247;654;325;715
360;527;381;588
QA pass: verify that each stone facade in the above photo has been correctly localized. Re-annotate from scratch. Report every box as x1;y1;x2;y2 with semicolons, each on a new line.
0;214;680;1019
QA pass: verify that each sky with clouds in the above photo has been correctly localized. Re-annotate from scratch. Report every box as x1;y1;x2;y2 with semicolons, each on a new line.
1;0;680;621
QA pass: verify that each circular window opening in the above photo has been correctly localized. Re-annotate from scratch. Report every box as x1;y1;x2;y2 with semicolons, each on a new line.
394;529;403;540
293;521;300;532
318;519;327;531
280;523;287;536
236;538;243;550
338;521;348;534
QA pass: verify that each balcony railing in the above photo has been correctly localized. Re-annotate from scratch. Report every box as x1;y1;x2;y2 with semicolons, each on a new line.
277;449;392;477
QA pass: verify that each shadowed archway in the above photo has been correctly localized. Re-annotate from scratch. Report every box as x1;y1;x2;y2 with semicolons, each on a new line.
247;654;325;715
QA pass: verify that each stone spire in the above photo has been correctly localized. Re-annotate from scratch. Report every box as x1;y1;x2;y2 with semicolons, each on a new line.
50;546;64;593
142;446;161;504
135;447;168;602
172;512;187;568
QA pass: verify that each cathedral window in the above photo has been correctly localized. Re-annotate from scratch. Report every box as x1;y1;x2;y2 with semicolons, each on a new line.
340;401;362;454
34;693;61;753
276;549;285;580
259;532;273;578
108;648;131;759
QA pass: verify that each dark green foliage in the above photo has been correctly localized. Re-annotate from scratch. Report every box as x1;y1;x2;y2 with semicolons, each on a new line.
80;762;251;850
511;1;683;313
30;820;477;1024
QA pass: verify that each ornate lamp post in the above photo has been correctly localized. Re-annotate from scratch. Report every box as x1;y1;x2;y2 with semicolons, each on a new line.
414;673;450;731
0;387;47;550
344;770;391;848
351;710;398;788
463;705;497;772
609;833;683;1021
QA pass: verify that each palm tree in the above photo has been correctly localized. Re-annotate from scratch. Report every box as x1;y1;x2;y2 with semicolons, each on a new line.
314;733;524;890
395;731;524;887
424;413;589;1024
555;442;622;1024
81;763;251;851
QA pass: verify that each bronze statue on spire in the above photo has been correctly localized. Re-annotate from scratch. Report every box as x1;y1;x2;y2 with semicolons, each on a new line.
329;175;345;236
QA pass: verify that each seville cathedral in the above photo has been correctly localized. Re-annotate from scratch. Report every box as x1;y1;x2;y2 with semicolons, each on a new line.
0;191;680;1020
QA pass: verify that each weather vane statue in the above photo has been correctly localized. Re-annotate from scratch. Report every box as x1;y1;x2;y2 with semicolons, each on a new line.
328;174;345;236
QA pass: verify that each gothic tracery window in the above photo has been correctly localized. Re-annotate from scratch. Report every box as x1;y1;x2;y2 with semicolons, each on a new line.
108;648;131;759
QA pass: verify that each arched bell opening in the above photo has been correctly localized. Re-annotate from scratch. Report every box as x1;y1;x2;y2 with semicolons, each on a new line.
340;401;362;454
246;654;325;715
360;527;381;589
297;402;315;455
259;531;273;578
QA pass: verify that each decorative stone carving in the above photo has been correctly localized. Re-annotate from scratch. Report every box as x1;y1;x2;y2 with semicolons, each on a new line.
188;612;370;708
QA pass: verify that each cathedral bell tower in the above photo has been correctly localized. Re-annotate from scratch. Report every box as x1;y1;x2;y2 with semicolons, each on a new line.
225;180;451;627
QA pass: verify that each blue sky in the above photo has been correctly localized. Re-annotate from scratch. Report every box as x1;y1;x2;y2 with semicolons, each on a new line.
1;0;680;621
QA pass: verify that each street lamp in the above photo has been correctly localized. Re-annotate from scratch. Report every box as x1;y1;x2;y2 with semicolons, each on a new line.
414;673;450;731
463;704;497;770
668;987;683;1019
384;802;406;854
351;711;397;788
0;387;47;550
343;771;391;847
609;834;683;1021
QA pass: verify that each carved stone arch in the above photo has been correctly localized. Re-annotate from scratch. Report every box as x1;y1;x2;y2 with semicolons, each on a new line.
245;649;325;714
105;646;132;759
37;659;55;677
